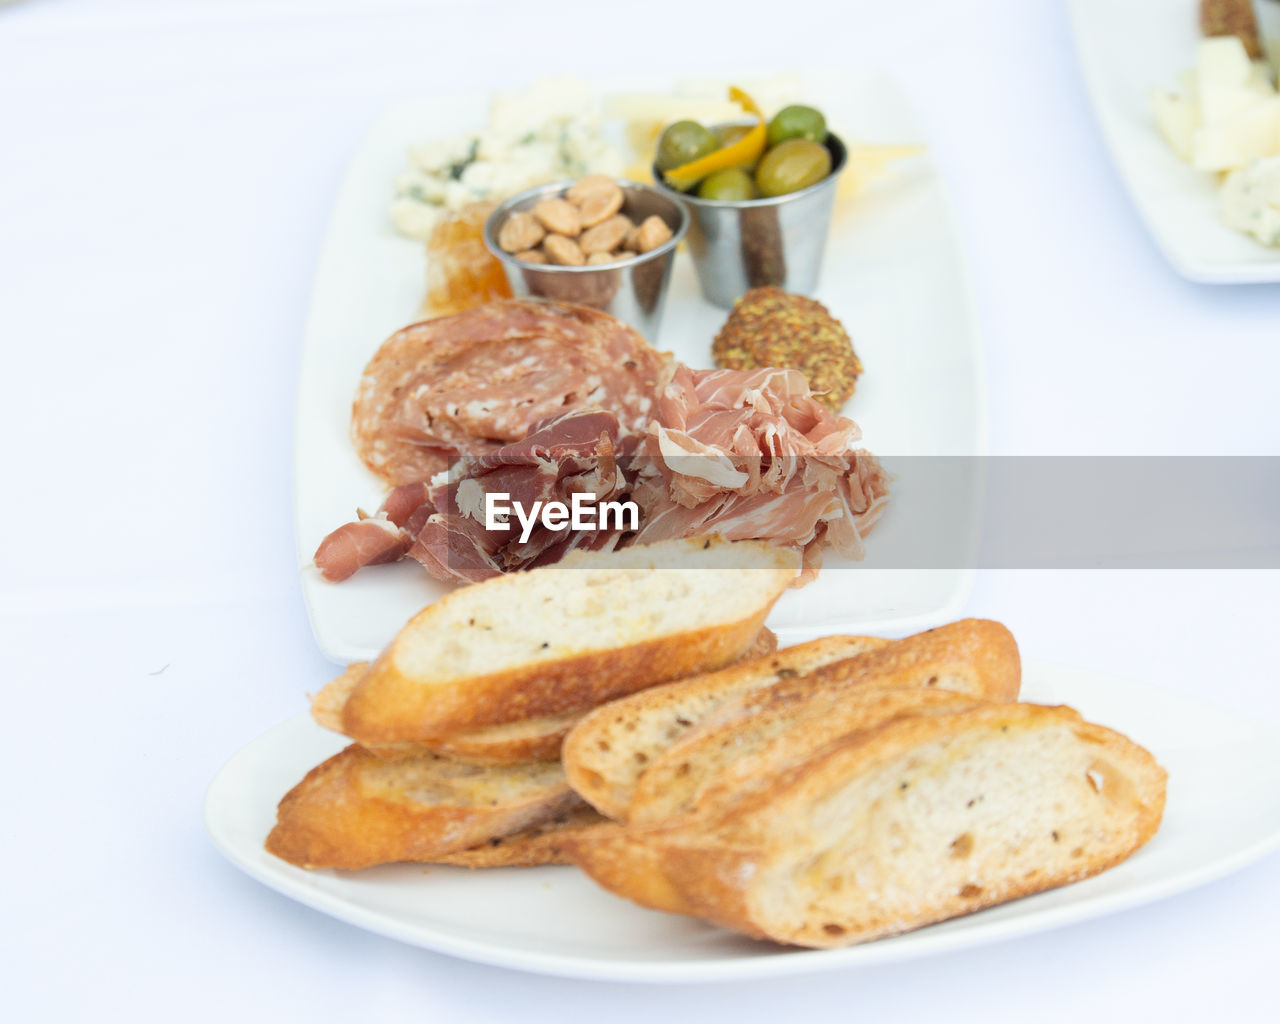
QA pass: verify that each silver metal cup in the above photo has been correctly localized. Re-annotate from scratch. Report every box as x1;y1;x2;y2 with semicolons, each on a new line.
654;130;847;309
483;180;688;340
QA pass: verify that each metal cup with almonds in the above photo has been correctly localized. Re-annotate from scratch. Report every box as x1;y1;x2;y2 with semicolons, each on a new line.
484;177;688;338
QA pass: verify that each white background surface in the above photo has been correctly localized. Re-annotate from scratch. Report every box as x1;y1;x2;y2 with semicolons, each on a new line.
1;0;1277;1021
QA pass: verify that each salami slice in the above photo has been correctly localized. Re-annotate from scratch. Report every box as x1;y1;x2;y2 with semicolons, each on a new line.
352;300;673;486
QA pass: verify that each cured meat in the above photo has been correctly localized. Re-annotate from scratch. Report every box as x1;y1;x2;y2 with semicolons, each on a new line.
351;300;672;486
630;366;889;582
313;482;434;583
316;410;633;585
406;408;631;585
318;305;890;589
380;482;432;526
313;517;410;583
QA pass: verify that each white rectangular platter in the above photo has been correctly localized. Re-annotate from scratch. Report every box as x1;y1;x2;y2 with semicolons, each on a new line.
1067;0;1280;281
295;69;983;664
205;660;1280;982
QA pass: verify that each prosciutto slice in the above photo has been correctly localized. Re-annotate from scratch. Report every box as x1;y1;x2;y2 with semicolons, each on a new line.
351;300;672;486
630;366;889;582
315;410;632;585
312;517;410;583
407;409;630;584
312;481;435;583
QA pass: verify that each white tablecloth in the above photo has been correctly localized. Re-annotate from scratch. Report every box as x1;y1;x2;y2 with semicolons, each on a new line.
2;1;1277;1020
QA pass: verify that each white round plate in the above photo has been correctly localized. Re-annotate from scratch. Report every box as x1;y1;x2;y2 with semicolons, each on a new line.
205;659;1280;982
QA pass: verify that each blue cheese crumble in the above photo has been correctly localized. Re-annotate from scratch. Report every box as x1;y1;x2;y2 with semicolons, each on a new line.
390;78;624;240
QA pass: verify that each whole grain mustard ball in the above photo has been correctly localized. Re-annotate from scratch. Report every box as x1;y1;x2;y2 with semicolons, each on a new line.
711;287;862;411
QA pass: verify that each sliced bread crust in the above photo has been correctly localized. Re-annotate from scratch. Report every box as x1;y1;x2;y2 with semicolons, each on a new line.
563;619;1018;821
627;687;984;826
341;538;799;742
309;627;778;762
420;627;778;764
625;619;1021;824
562;635;892;819
564;703;1167;947
265;745;579;870
311;629;779;764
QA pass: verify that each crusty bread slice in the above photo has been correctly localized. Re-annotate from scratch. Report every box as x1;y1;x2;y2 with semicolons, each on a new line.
264;745;579;870
558;692;982;907
311;662;582;762
421;627;779;764
432;806;611;868
782;618;1021;704
313;673;579;763
563;619;1018;821
338;537;799;742
627;688;985;826
626;619;1020;824
311;629;779;765
563;703;1167;947
561;635;892;819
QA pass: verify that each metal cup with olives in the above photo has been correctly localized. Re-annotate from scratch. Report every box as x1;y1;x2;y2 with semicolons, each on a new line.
651;100;846;307
655;102;835;199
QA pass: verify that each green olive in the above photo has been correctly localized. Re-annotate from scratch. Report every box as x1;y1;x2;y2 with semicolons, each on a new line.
766;105;828;147
655;120;717;172
697;167;758;201
754;138;833;197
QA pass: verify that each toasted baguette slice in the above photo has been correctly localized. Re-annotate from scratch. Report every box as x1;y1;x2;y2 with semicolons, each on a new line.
432;806;611;868
563;703;1167;947
559;691;982;909
563;619;1018;821
311;629;779;765
628;688;985;825
313;671;579;763
338;538;797;742
562;635;892;819
626;619;1021;824
264;745;579;870
420;627;778;764
312;666;575;763
782;618;1021;704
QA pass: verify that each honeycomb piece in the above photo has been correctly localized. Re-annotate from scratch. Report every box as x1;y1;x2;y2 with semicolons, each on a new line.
422;202;512;318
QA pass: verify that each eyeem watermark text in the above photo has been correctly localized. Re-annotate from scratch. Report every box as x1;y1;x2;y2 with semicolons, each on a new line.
485;492;639;543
